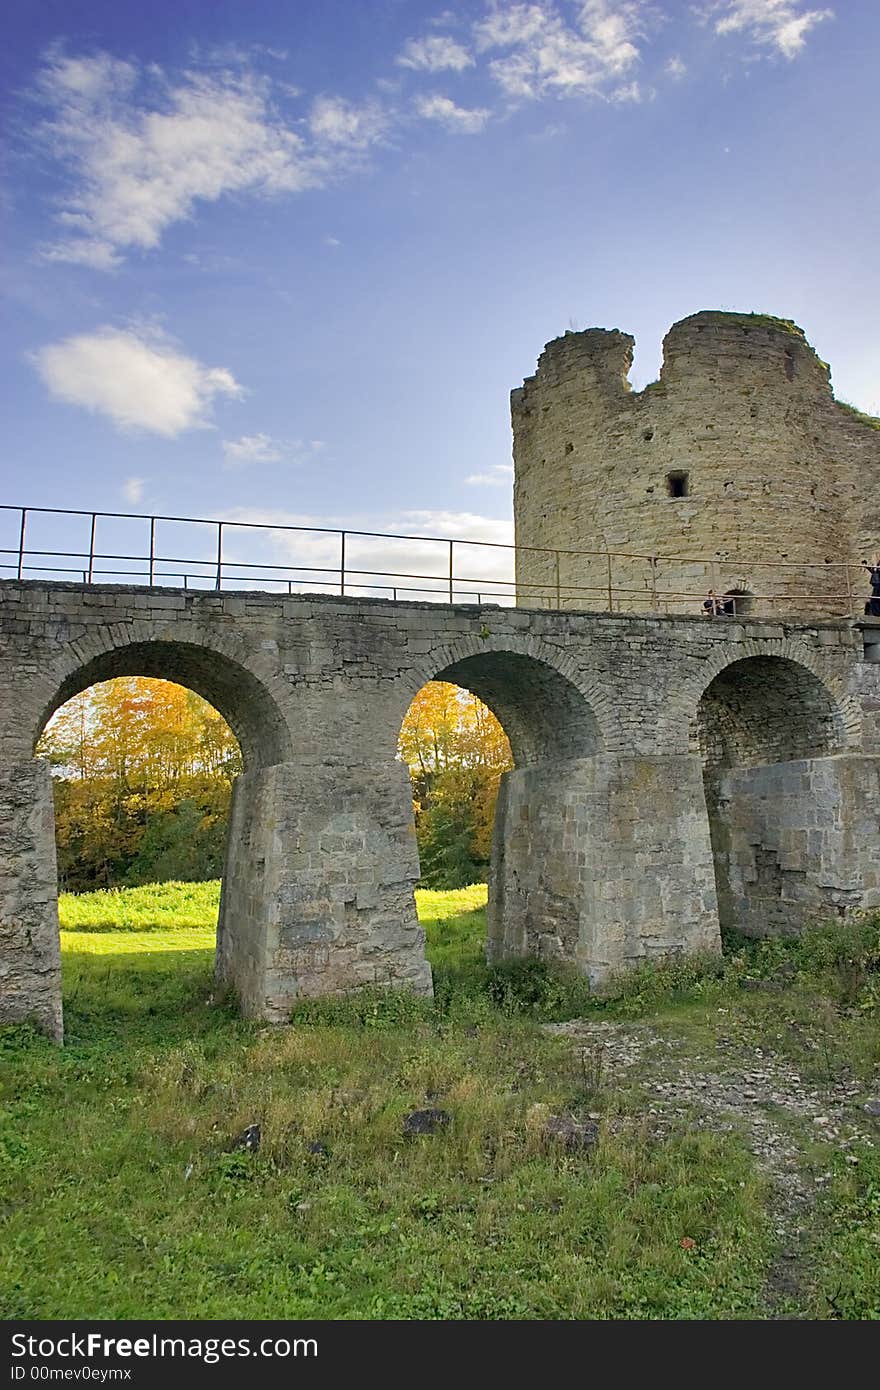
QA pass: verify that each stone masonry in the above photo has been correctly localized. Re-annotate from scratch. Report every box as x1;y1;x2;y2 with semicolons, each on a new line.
513;312;880;616
1;578;878;1038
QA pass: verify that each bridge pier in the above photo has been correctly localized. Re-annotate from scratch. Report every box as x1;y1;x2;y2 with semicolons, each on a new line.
705;754;880;936
217;757;432;1021
488;755;722;984
0;760;62;1039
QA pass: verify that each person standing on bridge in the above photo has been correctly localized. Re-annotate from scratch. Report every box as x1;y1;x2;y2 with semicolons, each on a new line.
863;559;880;617
702;589;722;617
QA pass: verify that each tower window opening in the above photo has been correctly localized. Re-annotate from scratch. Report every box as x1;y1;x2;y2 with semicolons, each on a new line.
667;471;689;498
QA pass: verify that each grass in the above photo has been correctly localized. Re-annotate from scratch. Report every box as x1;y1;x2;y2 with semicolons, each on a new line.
1;884;878;1319
835;399;880;432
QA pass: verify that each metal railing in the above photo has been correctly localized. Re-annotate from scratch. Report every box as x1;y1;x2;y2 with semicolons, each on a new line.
0;503;876;618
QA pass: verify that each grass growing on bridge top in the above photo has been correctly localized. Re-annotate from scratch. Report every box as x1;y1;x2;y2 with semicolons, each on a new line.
2;882;879;1320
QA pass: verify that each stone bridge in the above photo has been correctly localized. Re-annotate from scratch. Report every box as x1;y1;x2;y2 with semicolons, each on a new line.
2;579;879;1039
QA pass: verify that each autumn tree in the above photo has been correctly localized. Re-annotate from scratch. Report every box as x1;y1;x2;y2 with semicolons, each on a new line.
37;678;241;889
398;682;513;888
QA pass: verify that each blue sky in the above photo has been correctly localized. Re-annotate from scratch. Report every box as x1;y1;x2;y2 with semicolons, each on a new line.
2;1;878;591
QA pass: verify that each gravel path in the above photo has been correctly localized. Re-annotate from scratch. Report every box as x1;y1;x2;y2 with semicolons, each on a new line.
544;1016;878;1316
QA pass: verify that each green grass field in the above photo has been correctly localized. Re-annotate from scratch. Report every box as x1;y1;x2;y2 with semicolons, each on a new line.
1;882;878;1320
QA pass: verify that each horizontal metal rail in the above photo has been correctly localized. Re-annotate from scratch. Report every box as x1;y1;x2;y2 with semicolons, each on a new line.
1;503;877;618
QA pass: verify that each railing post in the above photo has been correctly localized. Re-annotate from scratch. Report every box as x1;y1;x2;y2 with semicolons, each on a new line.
845;560;854;619
650;554;658;611
554;550;561;609
16;508;26;580
340;531;346;596
215;521;223;590
149;517;156;586
606;553;613;613
448;539;454;604
87;513;96;583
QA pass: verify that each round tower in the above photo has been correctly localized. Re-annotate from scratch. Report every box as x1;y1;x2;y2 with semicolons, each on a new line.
512;311;880;617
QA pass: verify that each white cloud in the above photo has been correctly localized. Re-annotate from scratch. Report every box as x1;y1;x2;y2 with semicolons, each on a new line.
465;463;514;486
222;434;326;468
666;55;687;78
416;94;491;133
122;477;145;503
31;326;243;436
709;1;833;58
223;507;515;601
222;433;284;466
308;94;389;148
324;234;342;247
396;35;475;71
475;4;549;50
31;51;390;268
474;1;645;102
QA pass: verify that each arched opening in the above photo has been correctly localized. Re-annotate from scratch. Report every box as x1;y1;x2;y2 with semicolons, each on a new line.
398;650;603;970
720;587;754;617
27;640;293;1036
37;677;241;893
399;681;513;893
36;640;291;772
692;656;847;938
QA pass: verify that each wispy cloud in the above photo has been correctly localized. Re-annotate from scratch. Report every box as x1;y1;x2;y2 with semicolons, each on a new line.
25;8;836;269
465;463;514;486
122;477;145;503
31;51;389;270
474;1;646;101
222;433;284;466
707;1;834;59
225;507;515;600
416;94;491;133
307;94;389;149
222;434;326;469
30;326;243;435
396;35;475;72
33;53;317;269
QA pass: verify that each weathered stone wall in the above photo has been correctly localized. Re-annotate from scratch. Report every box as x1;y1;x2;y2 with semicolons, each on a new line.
513;312;880;617
0;579;877;1036
217;760;430;1021
0;760;62;1039
488;755;720;983
707;756;880;937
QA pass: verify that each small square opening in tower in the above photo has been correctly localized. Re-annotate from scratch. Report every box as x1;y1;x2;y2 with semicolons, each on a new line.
667;471;689;498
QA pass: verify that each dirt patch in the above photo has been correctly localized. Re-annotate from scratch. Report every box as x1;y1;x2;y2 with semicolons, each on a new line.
545;1017;877;1316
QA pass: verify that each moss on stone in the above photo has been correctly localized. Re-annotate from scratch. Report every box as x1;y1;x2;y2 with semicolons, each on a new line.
718;311;807;339
835;399;880;431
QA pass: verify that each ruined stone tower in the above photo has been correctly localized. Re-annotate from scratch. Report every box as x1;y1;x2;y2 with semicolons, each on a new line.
512;311;880;616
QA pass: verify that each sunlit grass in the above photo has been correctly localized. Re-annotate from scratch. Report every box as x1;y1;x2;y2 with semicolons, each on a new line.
2;883;877;1319
59;880;490;963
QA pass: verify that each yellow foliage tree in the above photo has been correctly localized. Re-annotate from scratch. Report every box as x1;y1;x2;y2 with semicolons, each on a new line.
37;678;241;889
399;682;513;884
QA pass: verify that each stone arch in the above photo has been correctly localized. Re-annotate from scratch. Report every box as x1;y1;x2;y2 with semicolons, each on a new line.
676;639;861;757
14;630;297;1039
32;634;293;771
400;634;611;764
690;654;849;769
